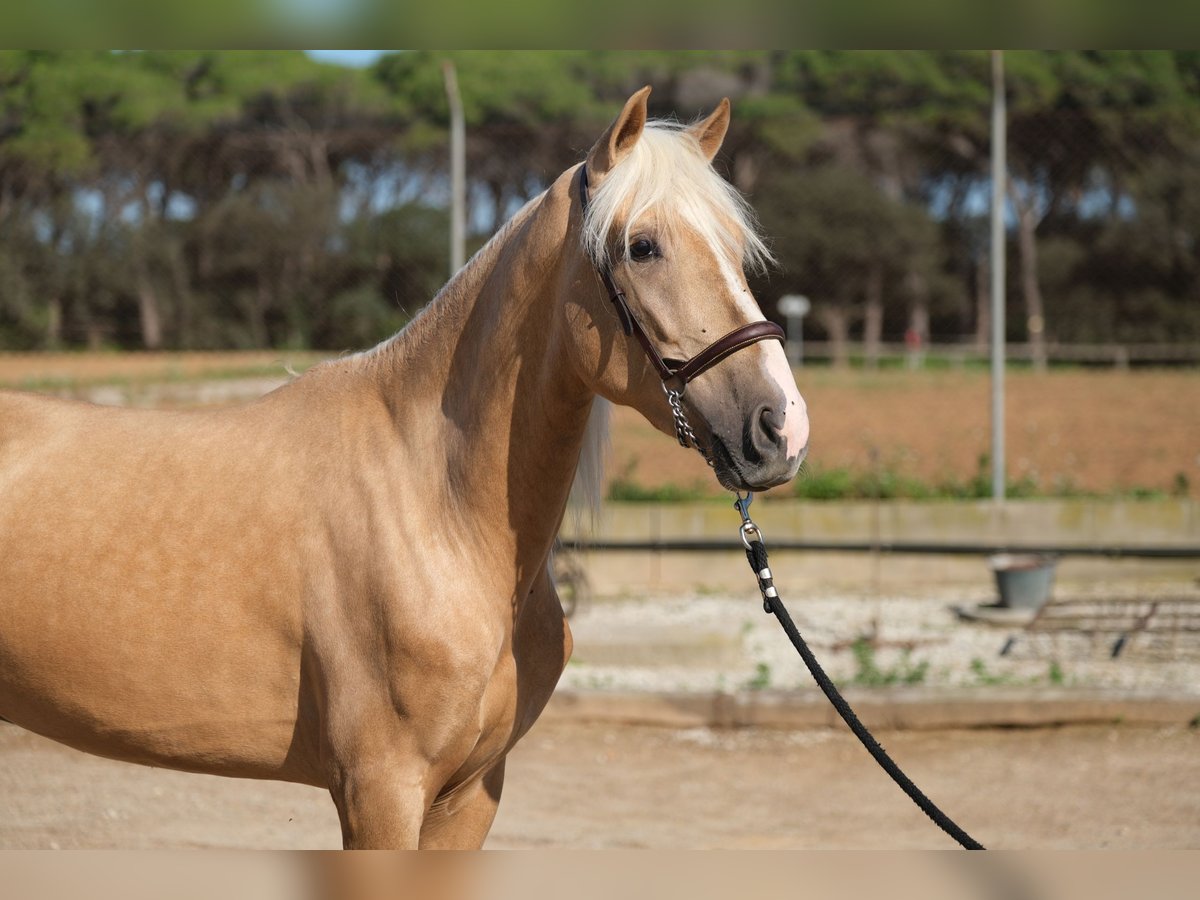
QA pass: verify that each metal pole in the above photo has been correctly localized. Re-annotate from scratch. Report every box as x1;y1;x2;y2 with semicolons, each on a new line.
779;294;809;368
990;50;1007;503
442;60;466;276
786;313;799;366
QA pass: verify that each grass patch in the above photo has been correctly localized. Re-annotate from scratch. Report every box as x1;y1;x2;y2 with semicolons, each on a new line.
606;458;712;503
792;452;1177;503
968;657;1019;686
795;453;1041;501
605;461;1181;503
607;477;711;503
849;638;929;687
744;662;772;691
1048;660;1066;686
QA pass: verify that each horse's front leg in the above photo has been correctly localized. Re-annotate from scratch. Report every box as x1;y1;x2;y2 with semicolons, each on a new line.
414;573;572;849
320;685;486;849
326;711;507;849
418;759;506;849
327;743;433;849
318;637;501;848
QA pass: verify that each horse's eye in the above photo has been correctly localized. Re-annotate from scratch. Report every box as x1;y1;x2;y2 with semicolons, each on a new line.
629;238;658;261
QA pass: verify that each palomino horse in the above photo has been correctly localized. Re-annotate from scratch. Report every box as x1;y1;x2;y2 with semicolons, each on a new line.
0;87;808;848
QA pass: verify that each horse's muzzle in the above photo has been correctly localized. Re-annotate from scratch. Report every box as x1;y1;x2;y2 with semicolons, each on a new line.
708;401;807;492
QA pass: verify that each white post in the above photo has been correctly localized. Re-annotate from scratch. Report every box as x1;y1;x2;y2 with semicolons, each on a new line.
990;50;1007;503
778;294;811;369
442;60;466;276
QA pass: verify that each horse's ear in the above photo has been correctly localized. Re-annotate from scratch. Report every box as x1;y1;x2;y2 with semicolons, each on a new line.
587;86;651;177
689;97;731;162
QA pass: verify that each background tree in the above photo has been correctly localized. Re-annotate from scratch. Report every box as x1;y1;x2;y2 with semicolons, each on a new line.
0;51;1197;355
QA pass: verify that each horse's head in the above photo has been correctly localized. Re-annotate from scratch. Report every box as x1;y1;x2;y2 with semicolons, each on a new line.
566;86;809;492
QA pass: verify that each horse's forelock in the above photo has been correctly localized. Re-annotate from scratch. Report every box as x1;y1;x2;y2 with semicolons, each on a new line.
580;120;773;275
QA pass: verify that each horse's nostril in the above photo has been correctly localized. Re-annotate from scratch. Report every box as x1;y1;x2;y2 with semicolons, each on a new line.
759;406;783;444
744;404;786;465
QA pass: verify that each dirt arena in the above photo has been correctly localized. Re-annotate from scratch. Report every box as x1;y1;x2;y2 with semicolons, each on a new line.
1;719;1197;849
1;355;1196;850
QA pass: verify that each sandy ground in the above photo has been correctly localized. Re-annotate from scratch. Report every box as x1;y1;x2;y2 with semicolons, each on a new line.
1;718;1197;850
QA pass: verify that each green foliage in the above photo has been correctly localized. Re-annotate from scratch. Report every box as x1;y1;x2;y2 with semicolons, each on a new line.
607;475;710;504
779;51;990;119
1048;661;1065;686
850;639;929;687
1172;473;1190;498
744;662;772;691
375;51;605;128
1;51;1199;354
793;467;859;501
604;453;1180;503
969;657;1015;686
606;457;712;503
793;454;1044;501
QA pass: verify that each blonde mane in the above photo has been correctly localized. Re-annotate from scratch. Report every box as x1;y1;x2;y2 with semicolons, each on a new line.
580;119;773;274
566;396;610;533
364;126;762;535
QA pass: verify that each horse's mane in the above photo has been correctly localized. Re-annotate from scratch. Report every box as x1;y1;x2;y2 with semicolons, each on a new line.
566;396;610;533
361;119;765;535
580;119;773;274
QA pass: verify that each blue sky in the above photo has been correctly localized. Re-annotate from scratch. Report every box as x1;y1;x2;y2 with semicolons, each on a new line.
306;50;388;67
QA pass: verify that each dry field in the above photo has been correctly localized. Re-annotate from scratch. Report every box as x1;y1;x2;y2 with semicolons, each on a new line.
0;351;324;388
1;353;1197;497
612;367;1200;499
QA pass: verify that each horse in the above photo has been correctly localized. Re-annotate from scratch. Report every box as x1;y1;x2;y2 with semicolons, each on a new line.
0;87;809;849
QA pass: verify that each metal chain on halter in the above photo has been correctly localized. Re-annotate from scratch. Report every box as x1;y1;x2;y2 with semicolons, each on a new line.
732;491;986;851
664;384;700;451
663;382;716;469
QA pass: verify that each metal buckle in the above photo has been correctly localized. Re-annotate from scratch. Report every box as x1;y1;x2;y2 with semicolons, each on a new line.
734;491;763;550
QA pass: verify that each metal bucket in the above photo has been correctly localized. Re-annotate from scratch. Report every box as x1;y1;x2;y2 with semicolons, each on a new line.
988;553;1057;610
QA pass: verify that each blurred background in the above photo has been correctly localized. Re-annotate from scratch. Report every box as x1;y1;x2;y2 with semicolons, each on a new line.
1;50;1198;502
1;51;1198;851
2;51;1198;360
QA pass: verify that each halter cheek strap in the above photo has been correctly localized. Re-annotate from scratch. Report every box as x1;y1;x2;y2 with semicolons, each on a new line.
576;164;784;391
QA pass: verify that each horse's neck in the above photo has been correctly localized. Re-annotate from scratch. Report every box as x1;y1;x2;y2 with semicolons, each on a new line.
368;181;592;587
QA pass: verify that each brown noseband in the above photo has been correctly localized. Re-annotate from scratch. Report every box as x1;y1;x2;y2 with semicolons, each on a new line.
577;164;784;393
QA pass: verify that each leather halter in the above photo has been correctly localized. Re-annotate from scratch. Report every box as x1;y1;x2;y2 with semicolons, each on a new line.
576;164;784;392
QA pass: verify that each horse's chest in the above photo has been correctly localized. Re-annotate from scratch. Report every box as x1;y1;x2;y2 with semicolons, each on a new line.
455;591;571;780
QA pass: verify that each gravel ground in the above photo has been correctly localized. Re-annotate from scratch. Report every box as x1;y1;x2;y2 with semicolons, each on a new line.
560;586;1200;697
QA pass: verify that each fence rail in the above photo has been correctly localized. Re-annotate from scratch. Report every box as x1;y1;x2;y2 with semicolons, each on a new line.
563;539;1200;559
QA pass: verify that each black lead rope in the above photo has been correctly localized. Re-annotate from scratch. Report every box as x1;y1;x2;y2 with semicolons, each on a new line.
734;492;986;850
